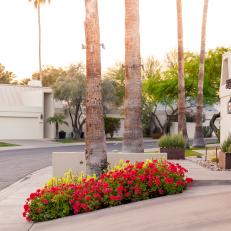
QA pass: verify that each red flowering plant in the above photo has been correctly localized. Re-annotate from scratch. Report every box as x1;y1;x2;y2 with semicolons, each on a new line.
23;159;193;222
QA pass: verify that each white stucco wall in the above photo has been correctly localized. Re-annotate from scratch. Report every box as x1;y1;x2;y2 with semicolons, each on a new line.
0;84;54;139
220;52;231;144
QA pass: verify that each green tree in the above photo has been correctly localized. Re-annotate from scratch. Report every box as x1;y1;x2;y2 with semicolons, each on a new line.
104;63;125;106
193;0;209;148
142;48;229;138
104;117;120;138
32;66;66;87
54;64;85;139
47;114;68;139
0;64;16;84
102;78;118;113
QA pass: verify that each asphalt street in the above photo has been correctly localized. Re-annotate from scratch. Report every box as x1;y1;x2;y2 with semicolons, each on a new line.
0;141;156;191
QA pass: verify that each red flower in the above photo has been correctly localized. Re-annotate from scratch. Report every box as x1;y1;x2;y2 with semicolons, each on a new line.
186;178;193;183
42;199;48;205
110;195;121;201
158;189;164;195
85;195;91;201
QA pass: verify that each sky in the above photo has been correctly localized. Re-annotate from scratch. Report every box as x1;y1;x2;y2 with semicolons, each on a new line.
0;0;231;80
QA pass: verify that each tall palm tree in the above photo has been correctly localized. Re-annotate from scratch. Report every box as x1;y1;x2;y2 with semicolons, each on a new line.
84;0;107;176
176;0;188;145
192;0;209;147
123;0;144;153
29;0;50;81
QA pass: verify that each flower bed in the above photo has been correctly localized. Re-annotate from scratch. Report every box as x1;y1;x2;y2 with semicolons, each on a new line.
23;159;193;222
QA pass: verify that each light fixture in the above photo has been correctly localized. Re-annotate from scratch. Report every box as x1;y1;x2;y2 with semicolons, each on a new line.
228;97;231;114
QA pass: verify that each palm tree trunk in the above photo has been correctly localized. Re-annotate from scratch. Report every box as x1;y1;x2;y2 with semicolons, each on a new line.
123;0;144;153
84;0;107;176
192;0;209;147
37;3;42;81
176;0;188;145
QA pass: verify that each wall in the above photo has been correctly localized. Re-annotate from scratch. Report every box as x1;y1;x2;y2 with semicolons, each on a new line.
220;52;231;144
0;84;53;139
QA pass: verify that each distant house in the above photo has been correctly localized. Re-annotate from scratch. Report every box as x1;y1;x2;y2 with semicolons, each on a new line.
0;81;54;139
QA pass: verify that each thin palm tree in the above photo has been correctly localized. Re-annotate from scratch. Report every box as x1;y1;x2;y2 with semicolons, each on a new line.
29;0;50;81
123;0;144;153
176;0;189;146
84;0;107;176
192;0;209;147
47;114;68;139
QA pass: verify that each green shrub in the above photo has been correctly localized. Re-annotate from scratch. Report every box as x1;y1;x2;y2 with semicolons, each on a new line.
203;126;212;138
159;134;185;149
104;117;120;138
228;144;231;153
221;135;231;152
23;159;192;222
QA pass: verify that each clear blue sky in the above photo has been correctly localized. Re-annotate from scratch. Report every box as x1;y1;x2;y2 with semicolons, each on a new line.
0;0;230;79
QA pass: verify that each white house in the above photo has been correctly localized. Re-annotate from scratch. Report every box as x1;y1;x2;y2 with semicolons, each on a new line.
0;81;54;139
220;51;231;143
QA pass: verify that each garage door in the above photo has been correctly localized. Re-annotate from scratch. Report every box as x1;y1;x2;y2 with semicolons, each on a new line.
0;117;41;139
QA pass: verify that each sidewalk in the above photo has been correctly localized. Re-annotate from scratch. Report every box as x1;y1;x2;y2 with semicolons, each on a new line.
1;160;231;231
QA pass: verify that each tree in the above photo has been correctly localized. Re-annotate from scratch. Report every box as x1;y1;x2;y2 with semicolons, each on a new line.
32;66;66;87
84;0;107;176
142;48;229;139
19;78;31;85
104;117;120;138
102;78;118;114
193;0;209;147
0;64;16;84
104;63;125;106
176;0;188;145
47;114;68;139
54;64;85;139
123;0;144;153
29;0;50;81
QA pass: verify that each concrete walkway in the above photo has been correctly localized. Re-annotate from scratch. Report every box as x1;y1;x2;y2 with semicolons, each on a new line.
0;160;231;231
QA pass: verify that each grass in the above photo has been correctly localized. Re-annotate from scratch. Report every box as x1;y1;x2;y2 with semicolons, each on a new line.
185;149;202;158
55;139;84;143
144;150;160;154
0;142;18;147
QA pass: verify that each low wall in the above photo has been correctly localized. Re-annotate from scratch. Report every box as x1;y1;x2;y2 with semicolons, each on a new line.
52;152;167;177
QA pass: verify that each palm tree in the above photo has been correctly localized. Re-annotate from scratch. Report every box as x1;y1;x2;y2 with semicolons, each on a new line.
176;0;188;145
192;0;209;147
123;0;144;153
84;0;107;176
29;0;50;81
47;114;68;139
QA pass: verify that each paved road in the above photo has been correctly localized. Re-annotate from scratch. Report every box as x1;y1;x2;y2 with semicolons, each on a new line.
0;141;156;191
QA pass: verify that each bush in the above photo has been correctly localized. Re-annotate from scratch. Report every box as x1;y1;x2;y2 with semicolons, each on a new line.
221;135;231;152
104;117;120;138
228;145;231;153
23;159;192;222
159;134;185;149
